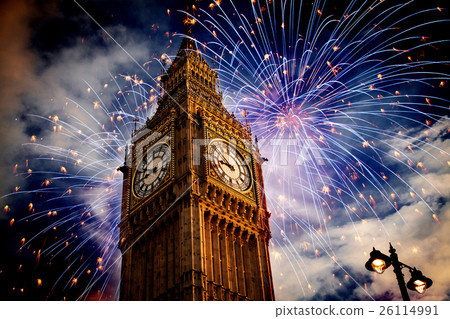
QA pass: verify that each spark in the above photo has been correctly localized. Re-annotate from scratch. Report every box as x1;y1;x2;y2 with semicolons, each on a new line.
184;17;196;25
432;214;440;223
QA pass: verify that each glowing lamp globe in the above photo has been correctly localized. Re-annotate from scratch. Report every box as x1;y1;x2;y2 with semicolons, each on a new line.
407;270;433;294
365;248;391;273
412;280;427;294
371;258;387;274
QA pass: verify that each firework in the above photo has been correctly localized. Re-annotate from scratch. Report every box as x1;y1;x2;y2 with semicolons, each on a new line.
1;72;160;300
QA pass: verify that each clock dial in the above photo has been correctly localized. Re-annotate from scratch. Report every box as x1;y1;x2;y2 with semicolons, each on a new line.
133;143;170;198
209;140;251;191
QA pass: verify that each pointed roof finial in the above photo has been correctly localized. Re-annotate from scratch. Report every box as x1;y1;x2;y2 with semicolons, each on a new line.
178;2;198;55
184;15;193;37
255;135;260;152
183;2;195;37
243;109;252;137
132;117;139;135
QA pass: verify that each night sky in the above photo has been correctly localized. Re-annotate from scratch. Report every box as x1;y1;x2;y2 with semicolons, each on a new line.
0;0;449;301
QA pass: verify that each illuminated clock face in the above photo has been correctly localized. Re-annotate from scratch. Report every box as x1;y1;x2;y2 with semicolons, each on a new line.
209;140;251;191
133;143;170;198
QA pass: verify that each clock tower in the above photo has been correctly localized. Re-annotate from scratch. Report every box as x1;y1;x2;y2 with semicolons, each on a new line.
118;32;275;300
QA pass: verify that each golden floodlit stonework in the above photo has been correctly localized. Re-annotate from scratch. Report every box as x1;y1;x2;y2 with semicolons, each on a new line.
118;33;274;300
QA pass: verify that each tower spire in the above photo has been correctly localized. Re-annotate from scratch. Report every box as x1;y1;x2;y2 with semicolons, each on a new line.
243;109;252;138
178;2;197;53
184;6;193;37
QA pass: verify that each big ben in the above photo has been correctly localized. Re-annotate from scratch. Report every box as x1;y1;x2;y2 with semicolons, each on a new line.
118;28;275;301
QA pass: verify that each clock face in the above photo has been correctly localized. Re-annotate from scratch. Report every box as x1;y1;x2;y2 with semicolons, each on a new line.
209;140;251;191
133;143;170;198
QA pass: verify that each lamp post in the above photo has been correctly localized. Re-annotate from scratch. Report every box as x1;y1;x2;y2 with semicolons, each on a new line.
365;243;433;301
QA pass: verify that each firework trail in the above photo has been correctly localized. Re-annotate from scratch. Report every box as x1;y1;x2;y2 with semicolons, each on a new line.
1;72;162;299
185;0;449;297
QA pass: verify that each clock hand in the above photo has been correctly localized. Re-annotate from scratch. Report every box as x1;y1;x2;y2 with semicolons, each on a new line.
219;159;235;171
144;166;158;179
216;149;236;167
211;144;238;172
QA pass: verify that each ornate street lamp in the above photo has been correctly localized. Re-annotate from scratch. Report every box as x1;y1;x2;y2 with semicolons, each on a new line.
365;243;433;301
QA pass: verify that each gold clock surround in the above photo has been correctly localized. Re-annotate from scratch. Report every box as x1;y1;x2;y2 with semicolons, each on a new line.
132;142;171;198
208;139;252;192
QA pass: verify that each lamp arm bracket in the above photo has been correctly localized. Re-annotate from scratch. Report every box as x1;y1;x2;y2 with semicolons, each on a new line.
398;262;414;271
